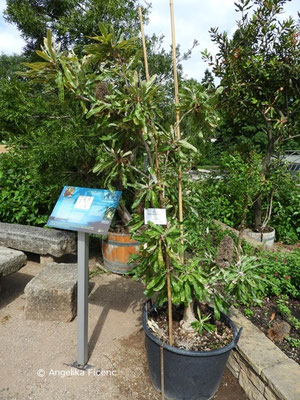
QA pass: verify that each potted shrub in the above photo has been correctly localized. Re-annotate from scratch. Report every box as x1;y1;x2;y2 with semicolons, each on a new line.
127;122;266;399
217;151;276;251
203;0;300;246
22;27;265;399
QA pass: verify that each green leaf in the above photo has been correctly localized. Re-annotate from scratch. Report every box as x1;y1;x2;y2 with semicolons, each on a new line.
86;106;105;118
146;274;164;291
35;50;51;62
184;282;193;303
178;140;197;152
56;71;64;102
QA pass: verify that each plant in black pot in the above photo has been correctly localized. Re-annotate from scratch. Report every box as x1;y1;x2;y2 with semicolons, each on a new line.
22;25;265;399
126;93;266;399
130;220;265;399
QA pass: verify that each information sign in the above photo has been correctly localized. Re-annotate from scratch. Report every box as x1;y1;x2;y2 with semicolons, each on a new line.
144;208;167;225
47;186;122;235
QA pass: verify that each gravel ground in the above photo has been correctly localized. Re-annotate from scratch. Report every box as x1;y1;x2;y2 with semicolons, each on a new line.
0;257;247;400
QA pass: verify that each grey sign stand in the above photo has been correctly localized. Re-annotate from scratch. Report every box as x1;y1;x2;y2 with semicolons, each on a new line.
47;187;122;369
77;231;89;367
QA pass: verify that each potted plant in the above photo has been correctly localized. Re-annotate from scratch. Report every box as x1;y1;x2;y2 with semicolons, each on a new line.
216;151;276;251
22;26;265;399
203;0;300;246
127;116;266;399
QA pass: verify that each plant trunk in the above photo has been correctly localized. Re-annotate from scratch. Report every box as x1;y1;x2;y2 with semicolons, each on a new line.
253;137;275;230
117;203;131;225
180;301;195;333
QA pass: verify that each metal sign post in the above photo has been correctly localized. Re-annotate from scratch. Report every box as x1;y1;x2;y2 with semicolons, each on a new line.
47;187;122;369
77;231;89;367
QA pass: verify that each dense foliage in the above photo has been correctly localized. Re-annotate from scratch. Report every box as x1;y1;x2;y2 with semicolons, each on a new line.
256;249;300;299
204;0;300;228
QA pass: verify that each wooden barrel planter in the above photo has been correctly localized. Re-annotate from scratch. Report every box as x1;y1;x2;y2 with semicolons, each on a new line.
101;232;140;274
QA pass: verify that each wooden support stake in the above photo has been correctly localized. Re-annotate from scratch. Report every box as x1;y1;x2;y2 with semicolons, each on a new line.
138;5;173;347
160;343;165;399
169;0;184;262
138;6;150;82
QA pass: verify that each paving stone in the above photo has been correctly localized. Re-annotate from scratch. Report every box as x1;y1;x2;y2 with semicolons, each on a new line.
0;246;27;277
261;360;300;400
24;263;77;322
0;223;76;257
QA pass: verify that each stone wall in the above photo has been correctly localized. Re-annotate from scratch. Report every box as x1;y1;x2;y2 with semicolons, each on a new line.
228;308;300;400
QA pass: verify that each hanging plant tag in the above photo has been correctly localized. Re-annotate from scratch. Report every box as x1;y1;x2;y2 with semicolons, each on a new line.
144;208;167;225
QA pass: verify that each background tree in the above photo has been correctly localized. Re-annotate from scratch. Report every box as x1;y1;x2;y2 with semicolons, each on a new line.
201;68;215;89
0;51;102;225
204;0;300;229
4;0;144;55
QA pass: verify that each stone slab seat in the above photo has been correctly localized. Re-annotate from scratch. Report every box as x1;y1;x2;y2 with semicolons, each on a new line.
24;263;77;322
0;222;76;258
0;246;27;277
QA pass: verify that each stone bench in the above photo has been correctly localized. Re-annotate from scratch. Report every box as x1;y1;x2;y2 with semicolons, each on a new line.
0;246;27;278
24;263;77;322
0;222;76;264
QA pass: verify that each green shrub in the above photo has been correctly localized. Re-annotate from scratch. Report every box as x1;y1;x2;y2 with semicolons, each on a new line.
187;165;300;245
271;174;300;244
0;152;56;225
255;249;300;299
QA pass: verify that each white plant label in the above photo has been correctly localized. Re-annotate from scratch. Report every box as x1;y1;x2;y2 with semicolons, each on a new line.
74;196;94;211
144;208;167;225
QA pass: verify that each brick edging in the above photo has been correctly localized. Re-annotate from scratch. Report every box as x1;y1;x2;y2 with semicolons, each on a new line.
228;308;300;400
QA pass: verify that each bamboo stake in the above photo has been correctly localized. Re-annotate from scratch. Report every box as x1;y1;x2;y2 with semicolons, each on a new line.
139;6;162;198
169;0;184;262
138;6;150;82
160;343;165;399
138;5;173;347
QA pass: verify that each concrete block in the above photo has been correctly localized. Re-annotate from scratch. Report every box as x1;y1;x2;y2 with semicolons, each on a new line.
0;223;76;257
0;246;27;277
24;263;77;322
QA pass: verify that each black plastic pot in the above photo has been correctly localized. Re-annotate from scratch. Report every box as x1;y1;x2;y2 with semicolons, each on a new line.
142;302;242;400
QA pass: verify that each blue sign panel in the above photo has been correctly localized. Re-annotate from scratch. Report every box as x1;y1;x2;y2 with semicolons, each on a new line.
47;186;122;234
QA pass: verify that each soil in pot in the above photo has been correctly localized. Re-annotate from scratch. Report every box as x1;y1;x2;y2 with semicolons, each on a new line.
147;304;234;351
143;303;241;400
